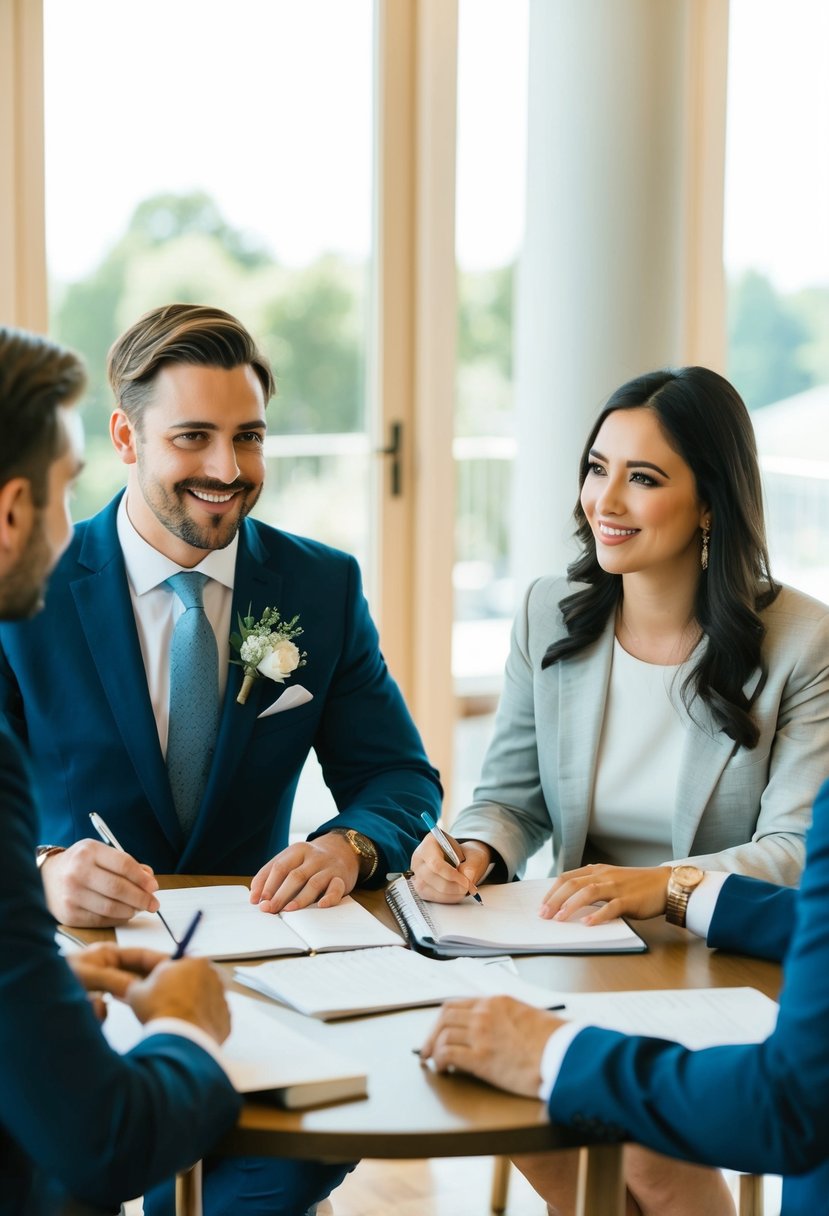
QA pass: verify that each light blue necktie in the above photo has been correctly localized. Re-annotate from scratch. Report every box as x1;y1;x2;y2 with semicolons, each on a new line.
165;571;219;833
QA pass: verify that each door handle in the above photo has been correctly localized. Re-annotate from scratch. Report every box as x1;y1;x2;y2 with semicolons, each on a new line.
376;421;403;496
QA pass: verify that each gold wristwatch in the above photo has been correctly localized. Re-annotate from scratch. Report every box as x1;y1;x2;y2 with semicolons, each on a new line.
665;865;704;927
330;828;379;883
35;845;65;870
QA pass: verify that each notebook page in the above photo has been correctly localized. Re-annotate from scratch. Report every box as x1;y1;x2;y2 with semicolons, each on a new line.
281;898;404;952
115;885;307;959
426;879;640;950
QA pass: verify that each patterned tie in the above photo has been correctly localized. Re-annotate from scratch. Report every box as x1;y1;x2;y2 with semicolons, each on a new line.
165;571;219;833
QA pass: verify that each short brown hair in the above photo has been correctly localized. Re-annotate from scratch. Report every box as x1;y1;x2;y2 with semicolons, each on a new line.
0;327;86;506
107;303;275;424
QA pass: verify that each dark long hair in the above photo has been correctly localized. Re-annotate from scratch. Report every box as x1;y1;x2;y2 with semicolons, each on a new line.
542;366;778;749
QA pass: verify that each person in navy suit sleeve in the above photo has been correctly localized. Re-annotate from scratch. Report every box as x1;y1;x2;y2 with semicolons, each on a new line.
423;775;829;1216
0;304;441;1215
0;325;241;1214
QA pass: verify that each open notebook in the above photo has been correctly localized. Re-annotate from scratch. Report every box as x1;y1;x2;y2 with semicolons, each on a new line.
115;885;403;960
386;876;647;957
234;946;568;1020
102;989;368;1108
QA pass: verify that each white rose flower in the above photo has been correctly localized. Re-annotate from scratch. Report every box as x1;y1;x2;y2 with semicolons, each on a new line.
257;639;301;683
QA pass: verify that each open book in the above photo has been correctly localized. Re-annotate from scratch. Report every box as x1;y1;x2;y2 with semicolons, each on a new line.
102;990;368;1108
115;884;403;960
386;876;647;957
234;946;568;1020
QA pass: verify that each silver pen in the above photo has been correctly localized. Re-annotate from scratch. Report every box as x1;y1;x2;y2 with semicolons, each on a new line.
89;812;178;947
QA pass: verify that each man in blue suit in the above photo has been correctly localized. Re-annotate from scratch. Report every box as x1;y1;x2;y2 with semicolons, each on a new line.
0;304;441;1215
422;780;829;1216
0;324;241;1214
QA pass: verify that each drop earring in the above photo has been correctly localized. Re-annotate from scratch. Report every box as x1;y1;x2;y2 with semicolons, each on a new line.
701;522;710;571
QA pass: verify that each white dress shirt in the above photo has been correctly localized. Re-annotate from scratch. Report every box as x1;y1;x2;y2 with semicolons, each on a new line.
538;872;730;1100
589;642;686;867
115;493;239;1074
117;494;237;753
139;1017;232;1078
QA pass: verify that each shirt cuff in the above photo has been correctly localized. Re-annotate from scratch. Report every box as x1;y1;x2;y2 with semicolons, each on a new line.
685;870;729;939
140;1017;231;1079
538;1019;590;1102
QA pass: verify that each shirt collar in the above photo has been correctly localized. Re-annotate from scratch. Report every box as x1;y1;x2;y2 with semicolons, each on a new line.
117;492;238;595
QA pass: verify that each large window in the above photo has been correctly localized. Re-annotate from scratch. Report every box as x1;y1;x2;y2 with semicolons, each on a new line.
44;0;376;575
452;0;527;693
725;0;829;601
450;0;527;810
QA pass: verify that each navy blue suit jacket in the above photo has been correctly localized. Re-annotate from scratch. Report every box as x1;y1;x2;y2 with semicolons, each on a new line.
550;777;829;1216
0;724;241;1214
0;495;440;875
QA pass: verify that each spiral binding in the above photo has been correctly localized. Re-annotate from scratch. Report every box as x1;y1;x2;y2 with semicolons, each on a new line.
385;876;440;943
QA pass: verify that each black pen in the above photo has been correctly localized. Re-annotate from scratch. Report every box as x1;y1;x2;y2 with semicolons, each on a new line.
88;812;179;948
171;910;203;960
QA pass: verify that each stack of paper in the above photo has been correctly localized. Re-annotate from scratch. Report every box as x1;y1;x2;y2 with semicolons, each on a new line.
235;947;568;1019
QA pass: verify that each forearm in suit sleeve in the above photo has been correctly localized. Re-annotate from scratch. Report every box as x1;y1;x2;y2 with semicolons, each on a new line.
0;729;242;1211
548;778;829;1178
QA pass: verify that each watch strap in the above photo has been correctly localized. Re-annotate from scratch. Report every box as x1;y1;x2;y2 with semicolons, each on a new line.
35;845;65;870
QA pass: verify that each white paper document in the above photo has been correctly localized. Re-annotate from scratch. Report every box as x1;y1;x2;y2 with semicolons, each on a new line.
115;885;403;960
235;946;568;1019
102;990;368;1107
563;987;779;1049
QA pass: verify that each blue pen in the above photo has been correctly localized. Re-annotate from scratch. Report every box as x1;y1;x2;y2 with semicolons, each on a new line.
171;910;203;960
421;812;483;904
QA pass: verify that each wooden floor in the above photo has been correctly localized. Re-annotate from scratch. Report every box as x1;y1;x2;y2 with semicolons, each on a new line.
327;1158;784;1216
328;1157;546;1216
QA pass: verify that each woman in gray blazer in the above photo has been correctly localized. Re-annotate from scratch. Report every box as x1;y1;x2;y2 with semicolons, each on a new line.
413;366;829;1216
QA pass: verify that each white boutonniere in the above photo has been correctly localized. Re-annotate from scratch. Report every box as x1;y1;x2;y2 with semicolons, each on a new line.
230;605;307;705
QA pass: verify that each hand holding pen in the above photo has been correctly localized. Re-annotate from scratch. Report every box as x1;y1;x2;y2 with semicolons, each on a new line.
89;812;178;947
420;812;484;904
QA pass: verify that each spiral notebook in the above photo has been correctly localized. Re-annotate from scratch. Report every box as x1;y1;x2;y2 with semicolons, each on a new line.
385;876;647;957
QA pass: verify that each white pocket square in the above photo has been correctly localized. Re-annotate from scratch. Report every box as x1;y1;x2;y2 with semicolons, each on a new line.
258;685;314;719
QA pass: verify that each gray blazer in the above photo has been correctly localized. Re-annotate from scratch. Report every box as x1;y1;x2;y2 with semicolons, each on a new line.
453;578;829;887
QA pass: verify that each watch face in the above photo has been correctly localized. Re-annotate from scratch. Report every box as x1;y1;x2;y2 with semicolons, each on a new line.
673;865;704;889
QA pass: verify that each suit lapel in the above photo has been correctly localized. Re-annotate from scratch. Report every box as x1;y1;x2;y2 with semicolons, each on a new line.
672;659;761;856
71;498;183;853
555;614;615;870
181;520;284;864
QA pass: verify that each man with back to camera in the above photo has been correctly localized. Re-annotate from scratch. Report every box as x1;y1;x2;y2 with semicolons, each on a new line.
0;324;242;1214
0;303;441;1215
421;820;829;1216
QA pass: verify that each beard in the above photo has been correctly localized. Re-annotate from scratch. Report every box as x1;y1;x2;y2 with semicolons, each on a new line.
0;514;53;621
136;470;263;553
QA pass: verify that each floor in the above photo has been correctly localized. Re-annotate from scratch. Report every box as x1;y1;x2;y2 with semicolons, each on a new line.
328;1159;783;1216
328;1156;545;1216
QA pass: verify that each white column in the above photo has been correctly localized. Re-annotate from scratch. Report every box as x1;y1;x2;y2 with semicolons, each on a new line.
511;0;729;591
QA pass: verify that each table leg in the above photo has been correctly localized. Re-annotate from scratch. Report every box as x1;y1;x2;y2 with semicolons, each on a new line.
576;1144;625;1216
175;1160;203;1216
